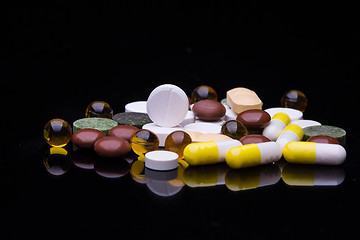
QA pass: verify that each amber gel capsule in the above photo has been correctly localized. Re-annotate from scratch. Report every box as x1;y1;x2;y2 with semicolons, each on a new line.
43;119;72;147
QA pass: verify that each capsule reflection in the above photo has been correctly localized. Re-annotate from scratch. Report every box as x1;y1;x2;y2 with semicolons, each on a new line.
282;164;345;186
225;164;281;191
183;163;230;188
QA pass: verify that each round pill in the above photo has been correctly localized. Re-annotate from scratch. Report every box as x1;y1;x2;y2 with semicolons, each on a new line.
281;90;308;112
85;101;113;119
112;112;152;128
43;118;72;147
142;123;184;147
73;117;118;135
165;131;192;159
191;85;218;103
183;122;222;134
125;101;147;113
290;119;321;129
307;135;340;145
145;150;179;171
146;84;189;127
192;100;226;121
94;136;131;158
71;128;106;149
236;109;271;130
221;120;248;140
130;129;160;157
108;125;139;142
303;125;346;146
264;107;303;121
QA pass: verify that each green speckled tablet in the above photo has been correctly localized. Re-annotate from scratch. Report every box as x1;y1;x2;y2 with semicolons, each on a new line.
112;112;152;128
303;125;346;146
73;117;118;135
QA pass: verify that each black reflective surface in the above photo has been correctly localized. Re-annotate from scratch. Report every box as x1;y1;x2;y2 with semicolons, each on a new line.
2;2;360;239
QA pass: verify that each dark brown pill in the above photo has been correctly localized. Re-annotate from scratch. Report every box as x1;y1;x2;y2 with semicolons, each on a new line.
307;135;340;144
240;134;271;145
71;128;106;149
94;136;131;158
236;109;271;130
192;100;226;121
108;125;139;142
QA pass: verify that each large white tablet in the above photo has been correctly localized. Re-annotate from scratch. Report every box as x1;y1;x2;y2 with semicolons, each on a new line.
146;84;189;127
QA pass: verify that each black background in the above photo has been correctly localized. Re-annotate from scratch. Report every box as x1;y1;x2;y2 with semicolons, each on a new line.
1;1;359;239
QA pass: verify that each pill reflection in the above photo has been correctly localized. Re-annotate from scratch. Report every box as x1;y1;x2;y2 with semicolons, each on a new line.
183;163;230;188
94;157;130;178
145;168;182;197
43;147;72;176
225;164;281;191
71;148;96;170
282;164;345;186
130;160;185;197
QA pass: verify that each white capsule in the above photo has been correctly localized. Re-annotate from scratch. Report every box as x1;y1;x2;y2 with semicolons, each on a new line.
262;112;291;141
276;124;304;151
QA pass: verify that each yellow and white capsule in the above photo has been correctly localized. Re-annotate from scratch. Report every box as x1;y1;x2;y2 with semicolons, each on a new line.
225;142;282;169
283;141;346;165
183;140;242;165
276;124;304;150
262;112;291;141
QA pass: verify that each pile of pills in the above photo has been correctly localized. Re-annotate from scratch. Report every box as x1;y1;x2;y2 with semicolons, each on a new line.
43;84;347;175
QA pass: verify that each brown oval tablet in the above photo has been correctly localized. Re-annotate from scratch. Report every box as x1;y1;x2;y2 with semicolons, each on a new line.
307;135;340;144
108;125;139;142
240;134;271;145
71;128;106;149
94;136;131;158
192;100;226;121
236;109;271;130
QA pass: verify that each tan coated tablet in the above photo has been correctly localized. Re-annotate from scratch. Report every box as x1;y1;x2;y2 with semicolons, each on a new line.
226;87;262;114
184;131;233;142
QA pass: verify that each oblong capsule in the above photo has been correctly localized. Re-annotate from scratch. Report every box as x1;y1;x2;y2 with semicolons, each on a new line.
282;141;346;165
225;142;282;169
262;112;291;141
183;140;242;165
276;124;304;150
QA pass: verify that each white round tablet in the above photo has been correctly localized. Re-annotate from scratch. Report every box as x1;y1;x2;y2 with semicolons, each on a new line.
183;122;222;134
179;111;196;127
145;150;179;171
147;84;189;127
265;107;303;121
125;101;147;113
290;119;321;129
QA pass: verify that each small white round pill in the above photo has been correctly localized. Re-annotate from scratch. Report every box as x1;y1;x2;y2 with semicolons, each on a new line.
290;119;321;129
183;122;222;134
147;84;189;127
145;150;179;171
265;107;303;121
125;101;147;113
